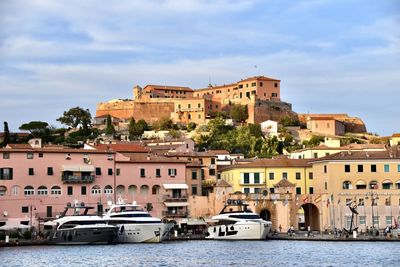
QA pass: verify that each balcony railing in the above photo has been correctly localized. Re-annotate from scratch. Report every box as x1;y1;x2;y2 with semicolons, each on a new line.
162;211;188;218
176;107;204;112
62;175;95;183
163;195;188;202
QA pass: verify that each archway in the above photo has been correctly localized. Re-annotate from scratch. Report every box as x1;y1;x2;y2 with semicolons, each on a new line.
298;203;320;231
260;209;272;221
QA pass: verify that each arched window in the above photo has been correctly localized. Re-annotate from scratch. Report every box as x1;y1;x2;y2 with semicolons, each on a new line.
140;185;149;196
128;185;137;195
91;185;101;195
369;180;378;189
104;185;113;195
37;186;48;195
382;180;393;189
24;186;35;196
116;185;126;196
355;180;367;190
11;185;19;196
152;185;161;195
396;180;400;190
0;186;7;196
51;186;62;195
342;181;352;190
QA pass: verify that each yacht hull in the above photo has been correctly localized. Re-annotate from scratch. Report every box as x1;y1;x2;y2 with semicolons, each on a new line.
48;227;116;245
115;223;165;243
206;221;271;240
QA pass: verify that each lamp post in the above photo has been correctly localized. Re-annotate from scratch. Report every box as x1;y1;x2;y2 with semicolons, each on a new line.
367;191;378;230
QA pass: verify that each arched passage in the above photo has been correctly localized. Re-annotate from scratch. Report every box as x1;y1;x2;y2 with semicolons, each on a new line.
260;209;272;221
298;203;320;231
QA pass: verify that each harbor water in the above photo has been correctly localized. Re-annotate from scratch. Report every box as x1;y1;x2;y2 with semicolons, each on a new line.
1;240;399;267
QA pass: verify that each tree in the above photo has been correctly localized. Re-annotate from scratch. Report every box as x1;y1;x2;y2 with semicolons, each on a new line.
129;119;148;140
57;107;92;134
187;122;197;132
230;104;248;122
19;121;49;137
152;117;173;131
104;115;115;135
3;122;10;146
279;115;300;127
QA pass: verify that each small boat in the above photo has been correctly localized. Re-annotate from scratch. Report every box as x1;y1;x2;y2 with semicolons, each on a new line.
103;201;165;243
206;199;272;240
44;202;117;245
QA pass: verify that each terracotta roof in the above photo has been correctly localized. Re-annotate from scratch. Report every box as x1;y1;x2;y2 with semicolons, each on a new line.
221;158;312;171
208;150;230;155
291;143;386;153
93;143;149;153
6;144;32;149
166;151;217;158
392;133;400;138
144;85;193;92
0;147;115;154
117;153;187;163
274;179;295;188
215;179;232;187
308;116;336;121
239;76;281;82
311;149;400;162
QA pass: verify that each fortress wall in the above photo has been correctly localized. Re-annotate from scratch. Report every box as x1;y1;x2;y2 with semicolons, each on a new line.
251;100;296;124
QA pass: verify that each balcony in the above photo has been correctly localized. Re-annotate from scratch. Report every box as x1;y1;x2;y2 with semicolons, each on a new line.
163;194;188;202
162;210;188;218
62;175;95;183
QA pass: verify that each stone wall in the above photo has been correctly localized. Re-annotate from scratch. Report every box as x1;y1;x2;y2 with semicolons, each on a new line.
250;99;297;124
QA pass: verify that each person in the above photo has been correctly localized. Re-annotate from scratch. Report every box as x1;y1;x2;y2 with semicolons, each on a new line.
279;224;282;233
307;225;311;237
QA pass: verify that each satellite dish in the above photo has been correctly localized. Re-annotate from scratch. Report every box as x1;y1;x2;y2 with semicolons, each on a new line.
107;200;113;206
3;211;8;217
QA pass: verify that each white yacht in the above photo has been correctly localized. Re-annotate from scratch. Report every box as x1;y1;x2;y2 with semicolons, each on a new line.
103;202;165;243
206;199;272;240
44;203;117;245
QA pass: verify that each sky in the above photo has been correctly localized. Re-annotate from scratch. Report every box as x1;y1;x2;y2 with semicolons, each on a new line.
0;0;399;135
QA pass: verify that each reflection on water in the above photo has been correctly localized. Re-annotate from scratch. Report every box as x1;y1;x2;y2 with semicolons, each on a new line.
1;240;399;267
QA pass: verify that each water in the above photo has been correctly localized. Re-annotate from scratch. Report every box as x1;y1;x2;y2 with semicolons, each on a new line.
1;240;399;267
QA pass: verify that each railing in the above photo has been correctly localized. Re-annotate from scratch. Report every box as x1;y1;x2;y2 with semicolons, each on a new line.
163;195;188;202
176;107;204;112
62;175;95;183
162;211;188;217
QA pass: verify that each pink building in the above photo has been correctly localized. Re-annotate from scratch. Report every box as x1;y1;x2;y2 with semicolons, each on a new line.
0;143;188;230
306;116;345;136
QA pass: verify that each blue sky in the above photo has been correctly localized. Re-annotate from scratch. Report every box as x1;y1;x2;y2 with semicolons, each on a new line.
1;0;399;135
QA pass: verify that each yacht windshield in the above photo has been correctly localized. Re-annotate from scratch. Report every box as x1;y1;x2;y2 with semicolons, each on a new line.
228;214;261;219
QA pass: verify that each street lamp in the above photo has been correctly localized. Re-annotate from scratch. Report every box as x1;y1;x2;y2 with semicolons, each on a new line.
367;191;378;230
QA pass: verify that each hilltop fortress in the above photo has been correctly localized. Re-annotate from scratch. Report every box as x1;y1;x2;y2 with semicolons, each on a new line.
96;76;297;125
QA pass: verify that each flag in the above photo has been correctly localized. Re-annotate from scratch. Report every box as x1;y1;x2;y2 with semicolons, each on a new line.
326;197;330;207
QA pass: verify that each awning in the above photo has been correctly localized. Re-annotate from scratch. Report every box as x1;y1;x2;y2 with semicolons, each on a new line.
163;184;188;190
382;179;393;184
164;202;189;207
356;180;366;185
62;165;95;172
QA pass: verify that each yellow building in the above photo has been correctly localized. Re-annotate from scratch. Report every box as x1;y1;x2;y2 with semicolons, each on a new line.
311;148;400;231
220;158;313;195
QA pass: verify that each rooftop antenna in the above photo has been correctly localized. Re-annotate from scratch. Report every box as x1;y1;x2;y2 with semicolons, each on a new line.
208;76;212;87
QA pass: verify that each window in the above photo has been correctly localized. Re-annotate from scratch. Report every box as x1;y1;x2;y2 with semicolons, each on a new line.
91;185;101;195
243;188;250;194
358;165;363;172
260;82;263;87
156;169;161;177
108;168;113;175
369;181;378;189
385;197;391;206
104;185;113;194
67;186;73;195
211;158;215;164
373;216;379;226
251;82;256;87
274;83;278;88
28;168;34;175
51;186;61;195
140;168;146;177
47;167;53;175
209;169;215;176
24;186;34;196
192;185;198;195
308;172;313;180
152;185;160;195
345;165;350;172
254;188;261;194
168;168;177;176
313;153;318;158
11;186;19;195
27;153;33;159
309;187;314;194
243;173;250;184
282;172;288;180
0;168;13;180
198;103;201;108
386;216;393;225
327;123;330;128
81;186;87;195
269;188;275;193
38;153;43;158
325;182;328;190
37;186;48;195
254;173;260;184
296;187;301;195
325;153;330;156
324;165;327;173
397;164;400;172
371;164;377;172
272;93;278;97
0;186;6;196
359;216;366;225
382;180;393;189
384;164;390;172
198;114;201;119
188;104;191;109
296;172;301;180
95;167;102;175
22;206;29;213
356;181;367;189
343;181;352;189
269;172;274;180
191;171;197;180
3;153;10;159
116;169;120;176
358;198;364;206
